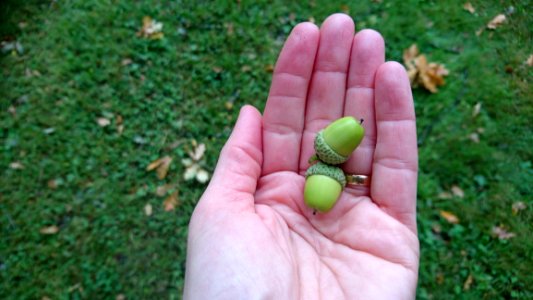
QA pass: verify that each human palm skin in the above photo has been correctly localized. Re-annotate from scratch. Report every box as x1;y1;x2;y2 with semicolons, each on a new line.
184;14;419;300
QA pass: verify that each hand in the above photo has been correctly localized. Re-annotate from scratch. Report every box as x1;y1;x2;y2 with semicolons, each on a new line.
184;14;419;300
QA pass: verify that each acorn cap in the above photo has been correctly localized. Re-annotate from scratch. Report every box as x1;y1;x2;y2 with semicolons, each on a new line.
305;162;346;188
314;117;364;165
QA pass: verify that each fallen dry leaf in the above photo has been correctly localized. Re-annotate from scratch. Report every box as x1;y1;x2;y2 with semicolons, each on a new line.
436;273;445;285
431;223;442;233
264;64;274;73
340;4;350;13
526;54;533;67
403;44;449;93
188;143;206;161
9;161;24;169
121;58;132;66
47;179;58;189
155;184;173;197
146;156;173;180
468;132;480;143
438;191;453;199
487;14;506;29
40;225;59;235
463;274;474;290
451;185;465;198
512;201;526;215
163;191;179;211
492;225;515;240
196;169;210;183
225;101;234;110
144;203;153;216
97;117;111;127
183;159;199;180
472;102;482;117
402;44;419;66
440;210;460;224
463;2;475;14
137;16;164;39
8;105;16;116
182;142;210;184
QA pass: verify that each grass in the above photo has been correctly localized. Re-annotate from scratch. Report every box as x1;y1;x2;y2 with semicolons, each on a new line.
1;0;531;299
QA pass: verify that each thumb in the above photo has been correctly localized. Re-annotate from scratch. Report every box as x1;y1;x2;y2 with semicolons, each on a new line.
201;105;263;210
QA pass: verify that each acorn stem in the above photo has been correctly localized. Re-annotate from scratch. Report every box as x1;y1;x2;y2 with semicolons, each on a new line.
308;154;319;165
360;118;364;124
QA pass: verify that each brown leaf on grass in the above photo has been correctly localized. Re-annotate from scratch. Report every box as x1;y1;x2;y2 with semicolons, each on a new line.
340;4;350;13
155;184;174;197
440;210;460;224
512;201;526;215
487;14;506;29
264;64;274;73
137;16;164;39
163;191;179;211
225;101;234;110
491;225;515;240
116;114;124;134
47;179;58;189
463;2;475;14
436;273;444;285
451;185;465;198
463;274;474;290
146;156;173;179
40;225;59;235
403;44;449;93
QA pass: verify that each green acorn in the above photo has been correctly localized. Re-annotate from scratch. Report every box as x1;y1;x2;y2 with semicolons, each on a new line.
314;116;365;165
304;162;347;213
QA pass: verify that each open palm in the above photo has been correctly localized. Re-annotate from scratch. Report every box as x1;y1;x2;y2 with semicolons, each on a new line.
184;14;419;300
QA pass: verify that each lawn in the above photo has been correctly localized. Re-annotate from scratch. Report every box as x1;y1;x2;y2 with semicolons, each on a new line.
1;0;532;299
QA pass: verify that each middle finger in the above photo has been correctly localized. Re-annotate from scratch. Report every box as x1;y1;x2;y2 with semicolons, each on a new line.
299;14;355;174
